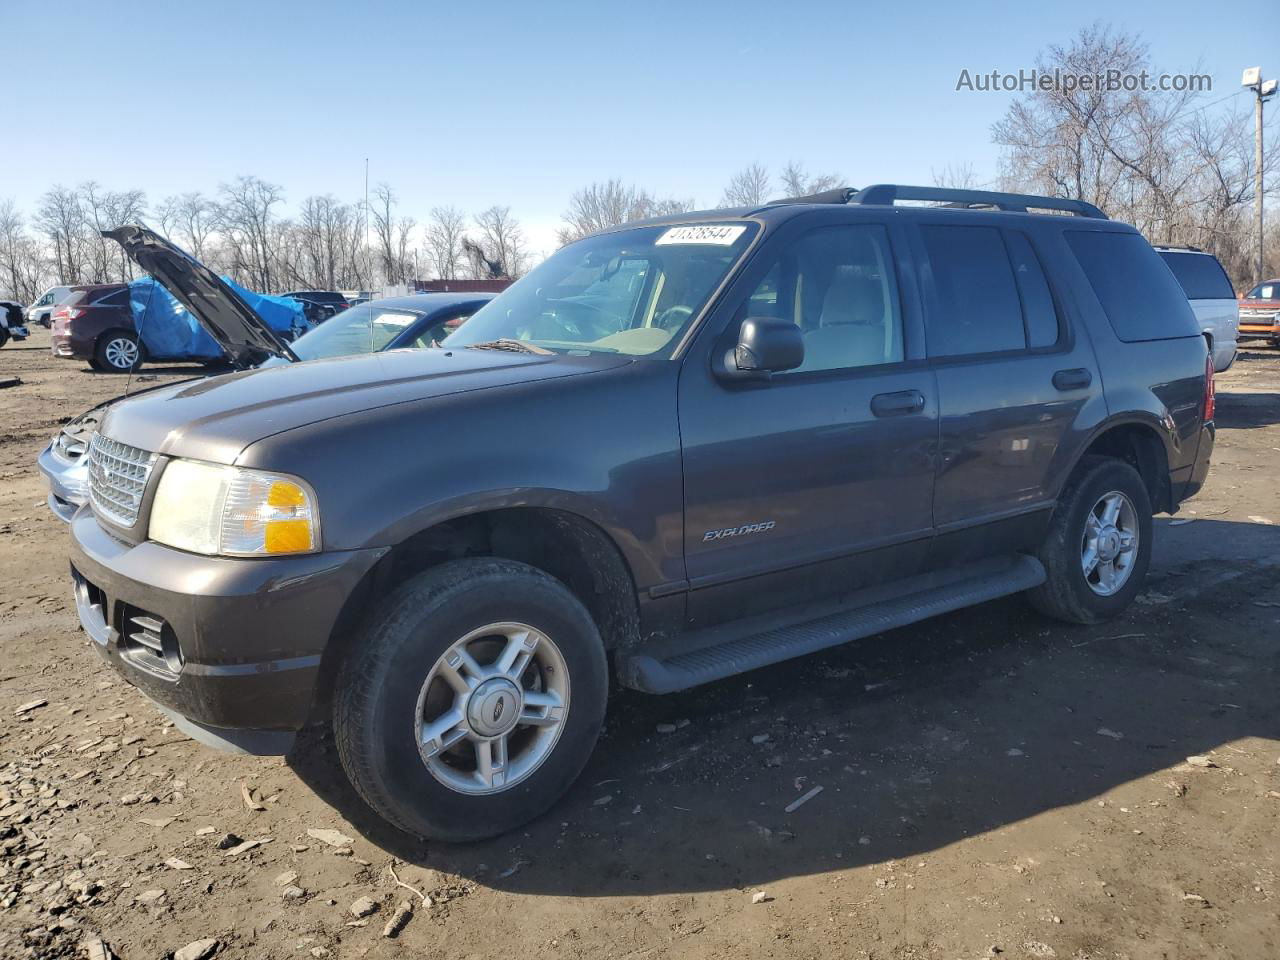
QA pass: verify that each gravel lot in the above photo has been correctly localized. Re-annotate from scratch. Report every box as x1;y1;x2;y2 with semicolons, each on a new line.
1;328;1278;960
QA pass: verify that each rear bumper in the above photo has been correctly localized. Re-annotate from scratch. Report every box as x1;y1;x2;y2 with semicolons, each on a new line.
68;510;386;752
1212;339;1237;372
1179;422;1215;504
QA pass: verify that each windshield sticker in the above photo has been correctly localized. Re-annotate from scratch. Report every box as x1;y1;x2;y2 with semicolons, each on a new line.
372;312;415;326
655;225;748;246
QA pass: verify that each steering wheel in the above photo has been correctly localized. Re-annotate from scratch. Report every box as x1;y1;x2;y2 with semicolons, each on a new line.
654;305;693;330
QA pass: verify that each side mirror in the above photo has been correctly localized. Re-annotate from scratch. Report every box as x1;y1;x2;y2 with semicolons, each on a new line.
717;316;804;380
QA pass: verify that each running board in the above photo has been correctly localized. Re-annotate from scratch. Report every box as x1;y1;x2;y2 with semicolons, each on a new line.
619;555;1045;694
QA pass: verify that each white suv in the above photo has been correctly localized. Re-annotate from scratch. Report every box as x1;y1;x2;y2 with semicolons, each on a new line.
1155;247;1238;372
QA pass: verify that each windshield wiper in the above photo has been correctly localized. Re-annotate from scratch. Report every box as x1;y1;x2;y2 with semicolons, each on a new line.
464;338;554;355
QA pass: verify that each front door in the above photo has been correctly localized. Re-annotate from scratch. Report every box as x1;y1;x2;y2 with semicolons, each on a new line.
678;218;938;628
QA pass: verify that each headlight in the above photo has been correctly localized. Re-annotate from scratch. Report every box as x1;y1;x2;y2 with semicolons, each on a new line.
149;459;320;556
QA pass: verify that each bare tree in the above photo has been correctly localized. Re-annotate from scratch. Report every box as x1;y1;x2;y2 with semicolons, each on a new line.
156;192;218;261
0;200;50;302
473;205;528;278
296;195;354;290
215;175;284;290
931;162;981;189
34;185;88;284
424;206;466;279
720;163;772;207
778;162;844;198
79;181;146;282
993;23;1278;286
557;179;696;244
368;183;416;285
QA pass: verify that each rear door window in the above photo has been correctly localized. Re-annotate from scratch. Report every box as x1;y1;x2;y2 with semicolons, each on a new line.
920;224;1025;357
1067;231;1199;342
1158;251;1235;300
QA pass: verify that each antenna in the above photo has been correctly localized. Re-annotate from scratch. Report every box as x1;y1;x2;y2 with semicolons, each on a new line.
365;158;374;356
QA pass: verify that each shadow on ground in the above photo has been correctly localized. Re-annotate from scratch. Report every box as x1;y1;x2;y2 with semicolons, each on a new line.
287;516;1280;896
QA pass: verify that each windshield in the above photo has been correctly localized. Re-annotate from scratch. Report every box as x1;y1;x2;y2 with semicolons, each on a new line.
444;222;758;356
291;304;423;360
1246;282;1278;300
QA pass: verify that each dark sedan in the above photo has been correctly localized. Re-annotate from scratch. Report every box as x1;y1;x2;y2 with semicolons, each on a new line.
260;293;494;366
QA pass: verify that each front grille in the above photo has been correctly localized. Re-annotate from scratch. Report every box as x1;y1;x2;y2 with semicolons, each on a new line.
87;435;156;528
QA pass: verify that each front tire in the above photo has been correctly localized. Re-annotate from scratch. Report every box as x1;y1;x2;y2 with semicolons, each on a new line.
334;558;608;841
1028;456;1153;624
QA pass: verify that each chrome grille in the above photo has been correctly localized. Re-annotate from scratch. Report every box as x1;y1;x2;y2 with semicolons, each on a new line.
87;435;156;528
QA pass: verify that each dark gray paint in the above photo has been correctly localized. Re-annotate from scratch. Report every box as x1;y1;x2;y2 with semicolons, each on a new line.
74;200;1215;744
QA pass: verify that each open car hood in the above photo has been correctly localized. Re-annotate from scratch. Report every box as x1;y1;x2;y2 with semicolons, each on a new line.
103;224;297;367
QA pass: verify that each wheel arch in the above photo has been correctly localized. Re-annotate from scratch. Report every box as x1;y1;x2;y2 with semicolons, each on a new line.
313;505;641;711
1065;418;1173;514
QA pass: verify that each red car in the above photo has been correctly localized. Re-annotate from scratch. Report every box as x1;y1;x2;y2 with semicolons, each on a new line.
1239;279;1280;345
49;284;143;372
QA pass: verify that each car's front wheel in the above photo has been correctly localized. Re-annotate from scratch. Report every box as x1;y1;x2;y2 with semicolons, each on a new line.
1028;456;1153;624
334;558;608;841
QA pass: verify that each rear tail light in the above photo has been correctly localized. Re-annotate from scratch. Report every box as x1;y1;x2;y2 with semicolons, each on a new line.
1203;352;1215;423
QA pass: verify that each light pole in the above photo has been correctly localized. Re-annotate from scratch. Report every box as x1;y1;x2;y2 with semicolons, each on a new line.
1242;67;1278;283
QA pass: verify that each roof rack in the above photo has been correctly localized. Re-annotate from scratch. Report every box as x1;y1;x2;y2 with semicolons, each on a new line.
850;184;1107;219
766;186;858;206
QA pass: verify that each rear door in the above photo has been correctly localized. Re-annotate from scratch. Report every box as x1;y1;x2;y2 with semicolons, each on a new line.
678;216;938;627
913;220;1100;564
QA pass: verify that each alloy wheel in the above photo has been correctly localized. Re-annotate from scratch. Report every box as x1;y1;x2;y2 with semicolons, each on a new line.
414;622;570;795
103;337;139;371
1081;490;1139;596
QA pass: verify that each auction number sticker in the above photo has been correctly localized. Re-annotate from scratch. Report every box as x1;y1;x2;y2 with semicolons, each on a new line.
655;224;748;246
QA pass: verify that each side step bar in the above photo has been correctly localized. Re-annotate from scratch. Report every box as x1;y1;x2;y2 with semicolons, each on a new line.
619;555;1045;694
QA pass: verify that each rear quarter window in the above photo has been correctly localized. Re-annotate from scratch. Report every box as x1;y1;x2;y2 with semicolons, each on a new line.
1066;231;1199;342
1157;251;1235;300
93;289;129;307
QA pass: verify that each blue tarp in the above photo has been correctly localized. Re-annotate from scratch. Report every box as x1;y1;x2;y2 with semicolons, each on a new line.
129;276;305;359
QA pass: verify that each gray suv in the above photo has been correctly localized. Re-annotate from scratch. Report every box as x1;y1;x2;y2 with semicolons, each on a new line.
67;187;1215;840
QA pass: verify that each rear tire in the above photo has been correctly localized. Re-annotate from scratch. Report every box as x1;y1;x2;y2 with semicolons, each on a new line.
334;558;608;841
94;332;143;373
1028;456;1153;624
0;327;8;349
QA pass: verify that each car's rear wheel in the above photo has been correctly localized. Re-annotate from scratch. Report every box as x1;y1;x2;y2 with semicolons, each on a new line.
1028;456;1153;624
334;558;608;841
0;327;9;349
94;332;142;372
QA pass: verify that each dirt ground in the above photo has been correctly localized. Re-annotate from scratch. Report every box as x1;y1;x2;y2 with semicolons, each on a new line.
1;327;1277;960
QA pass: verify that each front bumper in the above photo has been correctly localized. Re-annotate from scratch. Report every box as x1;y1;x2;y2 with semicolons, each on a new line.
37;443;86;523
68;510;386;753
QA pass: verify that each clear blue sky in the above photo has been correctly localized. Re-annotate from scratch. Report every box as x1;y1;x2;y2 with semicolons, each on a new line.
3;0;1275;257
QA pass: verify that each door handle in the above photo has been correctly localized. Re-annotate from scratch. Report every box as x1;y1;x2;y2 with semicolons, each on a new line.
1052;368;1092;391
871;389;926;417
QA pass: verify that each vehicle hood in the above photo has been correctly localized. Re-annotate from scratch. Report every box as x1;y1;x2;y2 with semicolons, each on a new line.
98;347;630;462
103;224;296;367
